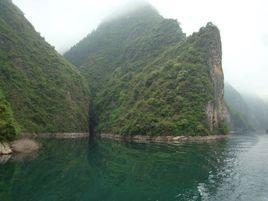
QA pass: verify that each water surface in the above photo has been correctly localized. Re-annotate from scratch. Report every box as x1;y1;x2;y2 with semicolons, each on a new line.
0;132;268;201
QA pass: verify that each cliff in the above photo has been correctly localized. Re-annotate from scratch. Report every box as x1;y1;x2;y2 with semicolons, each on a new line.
198;24;226;132
65;4;227;136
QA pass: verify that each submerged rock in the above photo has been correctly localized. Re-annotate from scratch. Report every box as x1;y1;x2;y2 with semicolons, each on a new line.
0;154;11;164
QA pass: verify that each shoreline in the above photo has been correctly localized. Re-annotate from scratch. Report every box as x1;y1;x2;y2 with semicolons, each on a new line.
35;133;89;139
99;133;229;143
28;132;229;142
31;132;229;142
1;132;229;154
1;132;229;159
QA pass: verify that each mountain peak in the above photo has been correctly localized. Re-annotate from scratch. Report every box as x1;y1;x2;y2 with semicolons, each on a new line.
102;1;158;24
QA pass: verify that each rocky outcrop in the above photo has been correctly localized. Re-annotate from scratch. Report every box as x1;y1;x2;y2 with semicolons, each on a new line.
203;23;226;131
0;138;41;164
0;138;40;157
0;142;12;155
11;139;40;154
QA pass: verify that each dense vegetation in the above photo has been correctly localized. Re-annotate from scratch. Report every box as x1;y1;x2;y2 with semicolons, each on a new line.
0;1;228;138
0;0;90;136
65;5;186;93
65;4;227;136
0;89;19;141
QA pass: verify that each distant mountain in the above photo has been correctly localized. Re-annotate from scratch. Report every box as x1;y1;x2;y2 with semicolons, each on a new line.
242;94;268;130
65;3;227;136
0;0;90;139
224;83;268;131
224;83;253;131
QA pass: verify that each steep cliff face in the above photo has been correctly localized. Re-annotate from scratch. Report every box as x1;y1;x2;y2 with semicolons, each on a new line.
203;24;225;131
65;3;227;136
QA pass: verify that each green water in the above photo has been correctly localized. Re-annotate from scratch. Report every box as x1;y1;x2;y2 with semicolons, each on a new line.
1;132;268;201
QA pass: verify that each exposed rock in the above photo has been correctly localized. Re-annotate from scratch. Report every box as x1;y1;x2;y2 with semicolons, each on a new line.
204;23;226;131
0;142;12;155
10;139;40;154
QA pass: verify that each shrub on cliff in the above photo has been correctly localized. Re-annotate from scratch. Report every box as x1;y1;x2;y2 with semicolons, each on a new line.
0;90;20;141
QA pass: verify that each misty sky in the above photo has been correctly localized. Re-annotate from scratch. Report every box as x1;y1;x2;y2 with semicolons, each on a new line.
13;0;268;99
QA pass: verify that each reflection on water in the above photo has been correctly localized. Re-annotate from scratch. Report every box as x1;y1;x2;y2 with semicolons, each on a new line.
0;132;267;201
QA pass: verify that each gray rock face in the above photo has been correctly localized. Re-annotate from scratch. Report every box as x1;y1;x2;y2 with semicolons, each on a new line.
204;24;226;131
0;142;12;155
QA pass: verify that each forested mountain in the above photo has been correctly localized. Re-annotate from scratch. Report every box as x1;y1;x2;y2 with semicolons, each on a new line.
65;3;227;136
0;0;90;140
65;4;186;93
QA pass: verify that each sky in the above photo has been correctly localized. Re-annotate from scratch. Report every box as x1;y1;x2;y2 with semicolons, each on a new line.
13;0;268;99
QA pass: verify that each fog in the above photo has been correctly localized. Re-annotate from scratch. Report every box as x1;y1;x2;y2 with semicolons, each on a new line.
13;0;268;99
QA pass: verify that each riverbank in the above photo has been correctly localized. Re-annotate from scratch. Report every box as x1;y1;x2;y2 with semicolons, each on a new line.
23;132;228;143
99;133;229;143
33;132;228;142
36;133;89;139
1;132;228;156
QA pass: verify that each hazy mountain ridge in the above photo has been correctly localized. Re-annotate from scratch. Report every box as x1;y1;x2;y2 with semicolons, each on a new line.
242;94;268;129
65;4;227;136
0;0;90;139
224;83;253;131
224;83;268;131
65;4;186;92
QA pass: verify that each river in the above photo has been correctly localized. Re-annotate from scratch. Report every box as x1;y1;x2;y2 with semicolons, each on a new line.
0;132;268;201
